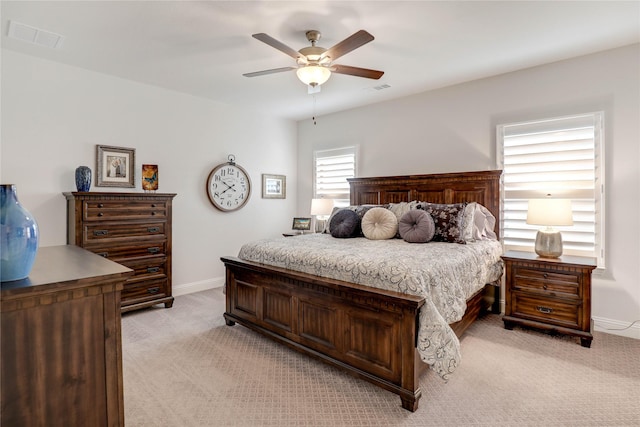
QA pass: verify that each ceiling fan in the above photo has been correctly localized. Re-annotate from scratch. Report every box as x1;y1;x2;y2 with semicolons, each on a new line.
243;29;384;92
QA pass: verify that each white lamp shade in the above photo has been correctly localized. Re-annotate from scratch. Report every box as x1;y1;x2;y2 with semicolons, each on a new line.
310;198;334;216
296;66;331;86
526;198;574;227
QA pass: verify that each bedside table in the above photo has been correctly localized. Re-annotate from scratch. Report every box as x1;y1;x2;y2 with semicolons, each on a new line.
502;250;597;347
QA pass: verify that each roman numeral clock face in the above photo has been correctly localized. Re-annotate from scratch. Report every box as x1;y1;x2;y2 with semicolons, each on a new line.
206;162;251;212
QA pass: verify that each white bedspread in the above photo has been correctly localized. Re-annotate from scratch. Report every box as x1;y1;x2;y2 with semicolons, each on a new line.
238;233;503;379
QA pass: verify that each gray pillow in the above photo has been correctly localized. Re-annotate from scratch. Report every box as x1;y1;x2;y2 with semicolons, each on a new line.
330;209;360;238
399;210;435;243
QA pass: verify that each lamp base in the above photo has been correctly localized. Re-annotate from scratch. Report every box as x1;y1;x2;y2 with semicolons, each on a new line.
535;230;563;258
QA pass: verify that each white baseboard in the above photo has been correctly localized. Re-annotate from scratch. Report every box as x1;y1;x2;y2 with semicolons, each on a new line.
173;277;224;297
593;316;640;339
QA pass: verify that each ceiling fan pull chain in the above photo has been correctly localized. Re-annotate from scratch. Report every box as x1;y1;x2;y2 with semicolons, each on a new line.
312;94;317;125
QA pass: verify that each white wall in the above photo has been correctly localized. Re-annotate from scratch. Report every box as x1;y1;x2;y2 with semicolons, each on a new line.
1;50;298;294
297;44;640;338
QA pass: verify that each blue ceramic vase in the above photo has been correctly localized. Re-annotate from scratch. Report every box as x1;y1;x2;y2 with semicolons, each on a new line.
75;166;92;192
1;184;39;282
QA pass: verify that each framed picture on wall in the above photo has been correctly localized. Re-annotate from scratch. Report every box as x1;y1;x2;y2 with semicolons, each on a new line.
96;145;135;188
262;174;286;199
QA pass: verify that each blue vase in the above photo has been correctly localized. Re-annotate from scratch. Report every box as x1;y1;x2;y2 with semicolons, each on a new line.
75;166;92;192
1;184;39;282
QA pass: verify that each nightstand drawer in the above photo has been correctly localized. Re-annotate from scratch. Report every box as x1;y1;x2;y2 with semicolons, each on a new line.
512;293;581;329
512;266;580;297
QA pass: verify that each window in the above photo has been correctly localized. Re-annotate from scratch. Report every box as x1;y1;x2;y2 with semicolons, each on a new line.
497;112;605;267
313;146;358;206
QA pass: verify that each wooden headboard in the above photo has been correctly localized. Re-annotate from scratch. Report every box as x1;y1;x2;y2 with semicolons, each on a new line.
348;170;502;239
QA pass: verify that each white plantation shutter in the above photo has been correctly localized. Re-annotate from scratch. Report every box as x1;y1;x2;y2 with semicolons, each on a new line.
497;112;605;267
314;146;357;205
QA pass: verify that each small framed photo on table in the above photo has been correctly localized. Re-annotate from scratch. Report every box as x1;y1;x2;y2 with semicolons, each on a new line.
292;217;311;232
96;145;135;188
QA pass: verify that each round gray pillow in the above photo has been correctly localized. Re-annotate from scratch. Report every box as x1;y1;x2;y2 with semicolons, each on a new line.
329;209;360;238
399;210;435;243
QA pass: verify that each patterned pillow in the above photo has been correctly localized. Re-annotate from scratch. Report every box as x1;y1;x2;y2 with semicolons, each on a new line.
417;202;468;244
398;210;435;243
329;209;361;238
361;207;398;240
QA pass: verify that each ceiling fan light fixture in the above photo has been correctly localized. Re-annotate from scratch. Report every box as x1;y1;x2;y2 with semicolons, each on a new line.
296;65;331;87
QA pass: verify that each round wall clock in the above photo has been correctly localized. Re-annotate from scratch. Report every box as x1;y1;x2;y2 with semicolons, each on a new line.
206;155;251;212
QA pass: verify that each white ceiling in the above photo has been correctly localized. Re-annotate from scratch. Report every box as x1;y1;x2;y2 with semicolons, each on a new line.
2;1;639;121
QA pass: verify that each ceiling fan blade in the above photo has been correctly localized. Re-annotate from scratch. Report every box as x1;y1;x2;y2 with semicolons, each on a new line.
252;33;304;61
243;67;297;78
321;30;374;62
331;65;384;80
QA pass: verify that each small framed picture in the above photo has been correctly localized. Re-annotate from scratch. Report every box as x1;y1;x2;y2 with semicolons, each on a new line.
142;164;159;191
292;217;311;231
96;145;135;188
262;174;286;199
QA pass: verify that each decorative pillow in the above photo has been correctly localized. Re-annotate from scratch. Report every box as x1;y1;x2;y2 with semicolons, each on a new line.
417;202;468;244
398;210;435;243
387;201;420;238
329;209;360;238
361;207;398;240
472;203;497;240
323;205;383;235
462;202;477;242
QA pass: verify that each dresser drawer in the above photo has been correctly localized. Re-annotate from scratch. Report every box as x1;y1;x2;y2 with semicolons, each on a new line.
512;266;580;298
83;200;167;221
83;222;165;243
511;293;581;329
88;241;167;260
119;257;167;283
122;279;169;305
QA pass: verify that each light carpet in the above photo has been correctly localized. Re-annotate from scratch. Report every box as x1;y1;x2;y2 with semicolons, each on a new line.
121;288;640;426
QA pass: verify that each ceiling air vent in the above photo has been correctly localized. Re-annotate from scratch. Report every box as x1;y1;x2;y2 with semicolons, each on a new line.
373;84;391;91
7;20;65;49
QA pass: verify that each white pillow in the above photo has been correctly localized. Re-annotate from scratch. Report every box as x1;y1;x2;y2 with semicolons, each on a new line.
472;204;497;240
361;207;398;240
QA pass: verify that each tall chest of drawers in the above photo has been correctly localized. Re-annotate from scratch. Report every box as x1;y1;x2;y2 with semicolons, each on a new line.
65;192;177;313
502;250;597;347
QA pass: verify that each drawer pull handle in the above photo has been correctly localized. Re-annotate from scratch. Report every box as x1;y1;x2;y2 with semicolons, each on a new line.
98;203;104;208
543;273;548;279
147;267;160;273
151;212;157;216
147;226;160;233
93;230;109;236
536;306;553;314
148;287;160;294
543;285;548;290
98;212;104;217
147;247;160;254
96;252;108;258
151;204;157;208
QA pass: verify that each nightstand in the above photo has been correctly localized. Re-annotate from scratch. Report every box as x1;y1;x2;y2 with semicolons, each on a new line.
502;250;597;347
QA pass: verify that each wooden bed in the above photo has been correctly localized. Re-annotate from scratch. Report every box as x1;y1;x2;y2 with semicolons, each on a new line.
221;170;502;411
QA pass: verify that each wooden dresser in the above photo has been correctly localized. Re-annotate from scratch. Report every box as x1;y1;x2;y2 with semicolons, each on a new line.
502;250;597;347
64;191;176;313
1;245;133;426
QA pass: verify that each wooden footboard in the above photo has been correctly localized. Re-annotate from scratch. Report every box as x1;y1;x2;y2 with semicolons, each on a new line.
221;256;498;411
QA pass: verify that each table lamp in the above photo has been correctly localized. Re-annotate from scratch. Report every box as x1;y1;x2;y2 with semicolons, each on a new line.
526;197;573;258
310;198;334;233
